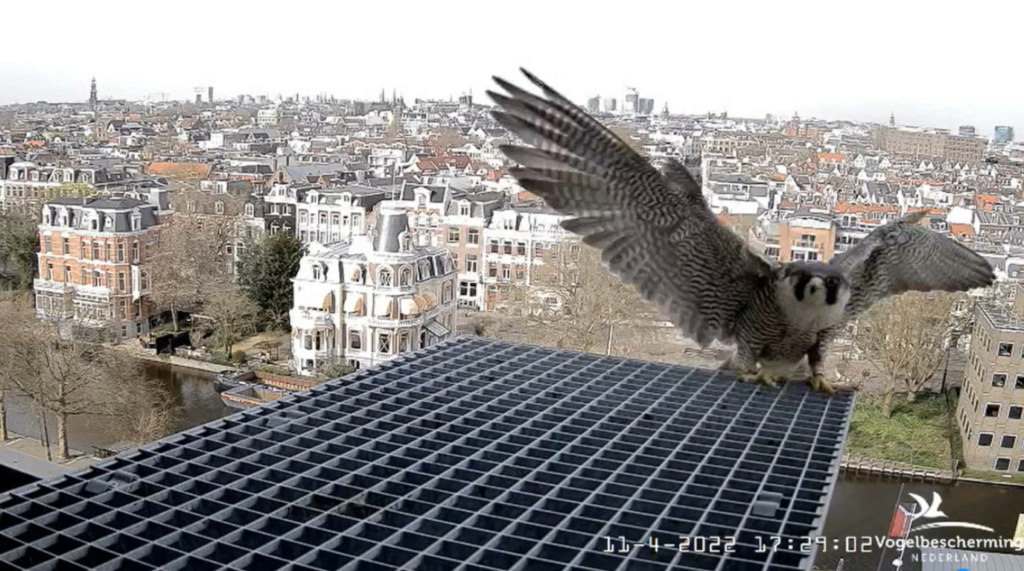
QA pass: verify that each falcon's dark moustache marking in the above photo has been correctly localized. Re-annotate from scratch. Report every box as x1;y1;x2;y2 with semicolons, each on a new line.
794;273;811;301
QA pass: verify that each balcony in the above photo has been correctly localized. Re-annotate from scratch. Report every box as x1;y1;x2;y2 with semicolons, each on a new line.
290;308;335;329
33;279;74;295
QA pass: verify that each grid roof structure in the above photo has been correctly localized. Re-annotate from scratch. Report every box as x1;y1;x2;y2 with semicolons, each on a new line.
0;337;855;571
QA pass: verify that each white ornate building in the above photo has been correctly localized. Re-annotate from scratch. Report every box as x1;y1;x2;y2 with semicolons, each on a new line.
289;207;458;375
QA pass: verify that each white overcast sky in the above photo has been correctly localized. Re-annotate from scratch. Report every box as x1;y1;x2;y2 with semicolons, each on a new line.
3;0;1023;136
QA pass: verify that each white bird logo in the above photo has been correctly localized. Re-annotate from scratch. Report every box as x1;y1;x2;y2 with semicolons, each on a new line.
908;492;947;519
905;491;994;533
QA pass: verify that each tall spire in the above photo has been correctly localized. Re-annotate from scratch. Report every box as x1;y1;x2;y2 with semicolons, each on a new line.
89;77;97;112
889;111;895;127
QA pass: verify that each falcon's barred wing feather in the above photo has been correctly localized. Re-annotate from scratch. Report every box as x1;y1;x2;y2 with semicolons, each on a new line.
488;69;773;347
830;211;995;318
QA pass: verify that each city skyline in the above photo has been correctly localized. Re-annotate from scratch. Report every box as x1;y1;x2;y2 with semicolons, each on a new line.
2;0;1023;136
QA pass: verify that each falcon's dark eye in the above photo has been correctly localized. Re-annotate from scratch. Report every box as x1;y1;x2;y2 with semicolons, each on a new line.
825;277;838;288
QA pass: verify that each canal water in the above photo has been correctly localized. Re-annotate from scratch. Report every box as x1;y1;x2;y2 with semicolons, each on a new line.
3;361;231;453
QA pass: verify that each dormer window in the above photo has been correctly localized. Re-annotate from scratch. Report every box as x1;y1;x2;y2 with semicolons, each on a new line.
186;201;195;213
132;215;141;231
215;202;225;215
105;216;113;228
459;203;470;216
245;203;254;217
91;219;98;230
378;267;393;287
312;264;323;280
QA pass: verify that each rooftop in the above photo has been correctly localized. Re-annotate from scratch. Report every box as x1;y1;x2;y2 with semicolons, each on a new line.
0;337;854;571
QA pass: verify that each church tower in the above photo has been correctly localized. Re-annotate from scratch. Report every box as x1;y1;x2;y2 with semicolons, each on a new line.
89;77;97;111
889;111;895;127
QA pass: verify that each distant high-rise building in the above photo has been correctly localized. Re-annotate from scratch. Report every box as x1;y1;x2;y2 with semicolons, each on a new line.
958;125;976;137
195;93;202;104
587;96;600;113
208;87;214;104
638;98;654;115
623;88;639;113
995;126;1015;145
602;97;617;113
458;93;473;106
89;77;97;111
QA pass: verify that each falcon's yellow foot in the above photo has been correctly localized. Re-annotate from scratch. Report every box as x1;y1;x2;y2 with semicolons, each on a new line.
737;370;780;389
808;374;837;395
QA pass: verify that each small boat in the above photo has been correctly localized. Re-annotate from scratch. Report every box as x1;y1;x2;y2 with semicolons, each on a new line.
214;370;243;391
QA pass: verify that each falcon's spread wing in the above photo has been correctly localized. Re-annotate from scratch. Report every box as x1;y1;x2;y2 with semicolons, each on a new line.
830;211;995;318
488;69;773;347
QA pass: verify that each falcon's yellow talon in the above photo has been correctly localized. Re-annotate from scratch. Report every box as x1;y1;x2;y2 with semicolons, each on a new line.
738;370;779;389
809;374;836;394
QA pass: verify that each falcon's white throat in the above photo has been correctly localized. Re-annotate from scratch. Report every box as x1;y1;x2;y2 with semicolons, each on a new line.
776;274;851;332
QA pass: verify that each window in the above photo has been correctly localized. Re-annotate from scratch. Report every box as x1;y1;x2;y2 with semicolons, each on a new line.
985;404;1001;418
118;272;126;293
503;241;512;255
459;203;470;216
501;264;511;281
318;231;326;243
92;271;101;287
304;335;312;350
515;266;526;282
467;229;479;245
331;213;340;226
319;213;327;225
379;333;392;354
215;202;224;215
117;244;125;262
442;282;452;303
993;374;1007;388
999;342;1014;356
379;268;393;286
1017;375;1024;390
62;238;69;255
300;211;308;224
63;265;71;282
349;331;362;350
80;241;86;259
45;263;53;280
44;236;51;253
488;263;498;278
488;240;499;254
448;228;460;244
466;255;478;273
118;299;127;320
978;433;993;446
245;204;254;217
399;331;411;352
186;201;195;213
92;242;99;260
1010;406;1023;420
516;242;526;256
995;457;1011;471
132;242;139;262
1001;435;1017;448
400;268;412;286
80;268;87;285
312;264;322;280
106;243;111;261
460;281;477;297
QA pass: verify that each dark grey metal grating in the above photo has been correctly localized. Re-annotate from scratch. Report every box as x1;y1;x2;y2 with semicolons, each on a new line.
0;337;855;571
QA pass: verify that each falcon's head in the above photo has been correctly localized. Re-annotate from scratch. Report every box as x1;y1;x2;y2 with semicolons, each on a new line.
782;262;851;308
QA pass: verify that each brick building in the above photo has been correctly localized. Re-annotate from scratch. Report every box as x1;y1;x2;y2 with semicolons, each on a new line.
34;196;163;341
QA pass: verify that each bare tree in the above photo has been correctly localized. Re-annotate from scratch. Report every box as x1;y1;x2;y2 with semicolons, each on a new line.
149;212;234;331
853;292;960;417
203;284;260;357
0;295;181;460
505;243;659;356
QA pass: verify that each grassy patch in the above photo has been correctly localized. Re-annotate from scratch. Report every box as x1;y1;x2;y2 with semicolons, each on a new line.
846;393;953;469
961;469;1024;485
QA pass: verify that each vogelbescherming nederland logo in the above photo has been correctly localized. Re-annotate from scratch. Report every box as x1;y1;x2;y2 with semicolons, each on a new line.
906;492;995;533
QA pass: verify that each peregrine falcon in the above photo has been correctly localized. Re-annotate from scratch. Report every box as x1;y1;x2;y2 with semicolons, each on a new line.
487;69;996;394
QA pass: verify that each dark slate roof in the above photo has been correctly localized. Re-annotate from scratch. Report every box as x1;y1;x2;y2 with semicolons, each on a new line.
0;338;854;571
372;209;408;253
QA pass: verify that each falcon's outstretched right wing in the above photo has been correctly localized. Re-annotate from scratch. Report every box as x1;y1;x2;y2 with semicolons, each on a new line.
488;69;773;347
